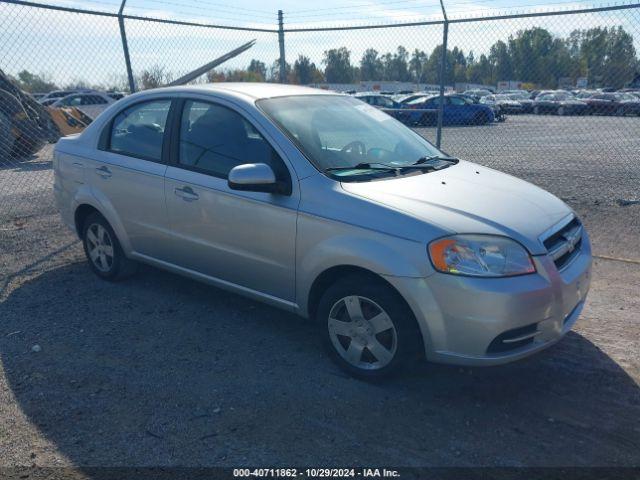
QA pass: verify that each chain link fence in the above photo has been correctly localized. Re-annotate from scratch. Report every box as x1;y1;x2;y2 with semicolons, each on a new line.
1;0;639;259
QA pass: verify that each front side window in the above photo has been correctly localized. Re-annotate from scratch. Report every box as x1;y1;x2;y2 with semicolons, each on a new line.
258;95;446;179
109;100;171;161
178;100;287;180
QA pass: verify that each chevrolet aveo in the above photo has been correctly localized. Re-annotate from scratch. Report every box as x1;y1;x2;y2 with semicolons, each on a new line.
54;83;591;378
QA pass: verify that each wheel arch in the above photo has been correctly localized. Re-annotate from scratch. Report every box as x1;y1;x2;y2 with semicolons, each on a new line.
74;203;100;237
307;265;413;325
71;198;133;255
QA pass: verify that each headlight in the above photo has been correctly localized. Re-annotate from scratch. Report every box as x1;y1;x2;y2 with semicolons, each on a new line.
428;235;535;277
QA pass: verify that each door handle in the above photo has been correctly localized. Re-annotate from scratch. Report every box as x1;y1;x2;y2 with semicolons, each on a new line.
174;186;199;201
95;166;112;178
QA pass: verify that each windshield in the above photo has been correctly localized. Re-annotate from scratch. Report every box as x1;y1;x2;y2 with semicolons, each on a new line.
258;95;445;179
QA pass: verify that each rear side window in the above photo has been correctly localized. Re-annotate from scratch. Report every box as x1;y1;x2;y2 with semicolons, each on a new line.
109;100;171;161
178;100;287;180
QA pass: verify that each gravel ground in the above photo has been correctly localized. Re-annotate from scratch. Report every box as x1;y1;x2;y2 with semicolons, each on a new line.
0;114;639;470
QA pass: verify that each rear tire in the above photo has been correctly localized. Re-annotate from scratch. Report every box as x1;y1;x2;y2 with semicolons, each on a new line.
317;275;422;380
81;212;137;281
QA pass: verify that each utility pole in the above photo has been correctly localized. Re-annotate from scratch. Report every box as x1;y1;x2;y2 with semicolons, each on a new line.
118;0;136;93
278;10;287;83
436;0;448;148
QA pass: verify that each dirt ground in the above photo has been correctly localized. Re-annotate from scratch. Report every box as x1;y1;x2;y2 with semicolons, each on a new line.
0;114;639;471
0;210;638;470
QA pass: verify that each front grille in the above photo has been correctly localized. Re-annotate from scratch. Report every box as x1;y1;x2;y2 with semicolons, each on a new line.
487;323;539;354
543;216;583;271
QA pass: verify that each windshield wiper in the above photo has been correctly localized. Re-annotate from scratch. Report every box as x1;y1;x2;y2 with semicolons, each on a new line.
413;155;458;166
324;162;399;173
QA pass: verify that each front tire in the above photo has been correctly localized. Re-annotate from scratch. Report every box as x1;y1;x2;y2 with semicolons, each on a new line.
82;212;137;281
317;275;422;379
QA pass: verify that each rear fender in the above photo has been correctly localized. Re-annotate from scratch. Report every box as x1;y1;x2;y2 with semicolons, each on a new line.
72;187;133;255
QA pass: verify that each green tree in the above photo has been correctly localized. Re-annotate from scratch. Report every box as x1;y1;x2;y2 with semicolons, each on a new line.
571;26;638;88
409;49;429;82
293;55;322;84
16;70;57;93
247;59;267;81
360;48;383;80
323;47;354;83
488;40;512;83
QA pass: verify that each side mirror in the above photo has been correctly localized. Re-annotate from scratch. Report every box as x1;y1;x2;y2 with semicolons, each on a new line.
228;163;283;194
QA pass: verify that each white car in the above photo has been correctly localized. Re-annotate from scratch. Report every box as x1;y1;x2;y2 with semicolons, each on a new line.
51;92;115;120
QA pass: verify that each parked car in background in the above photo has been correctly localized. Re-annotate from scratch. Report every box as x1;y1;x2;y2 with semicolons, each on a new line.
107;91;127;101
584;92;640;116
396;91;439;104
575;89;599;99
505;92;534;113
406;94;495;125
499;89;529;97
480;94;523;115
355;92;400;109
354;92;423;126
39;89;84;103
51;91;115;119
463;88;493;102
54;83;591;378
533;92;588;115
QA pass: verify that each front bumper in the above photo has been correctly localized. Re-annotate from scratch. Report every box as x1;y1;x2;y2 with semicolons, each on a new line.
384;231;592;366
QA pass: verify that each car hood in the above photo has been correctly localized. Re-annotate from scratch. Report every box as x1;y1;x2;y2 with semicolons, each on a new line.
340;160;571;254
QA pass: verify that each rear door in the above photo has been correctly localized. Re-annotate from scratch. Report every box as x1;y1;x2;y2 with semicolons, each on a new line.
163;98;299;303
88;98;174;258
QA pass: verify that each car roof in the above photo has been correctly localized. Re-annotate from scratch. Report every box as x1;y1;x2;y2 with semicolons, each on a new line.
151;82;336;100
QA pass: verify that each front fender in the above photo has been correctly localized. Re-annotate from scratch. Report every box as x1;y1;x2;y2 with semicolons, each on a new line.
295;220;434;317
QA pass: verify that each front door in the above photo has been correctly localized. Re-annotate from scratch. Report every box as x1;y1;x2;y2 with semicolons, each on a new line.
163;99;298;302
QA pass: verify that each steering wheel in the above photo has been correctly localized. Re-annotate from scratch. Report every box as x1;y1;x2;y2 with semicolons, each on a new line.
341;141;366;157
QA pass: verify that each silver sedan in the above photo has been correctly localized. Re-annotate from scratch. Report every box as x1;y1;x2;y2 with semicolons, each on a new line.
54;83;591;378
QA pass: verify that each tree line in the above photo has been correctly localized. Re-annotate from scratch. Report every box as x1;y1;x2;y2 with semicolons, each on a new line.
215;26;639;89
11;26;639;93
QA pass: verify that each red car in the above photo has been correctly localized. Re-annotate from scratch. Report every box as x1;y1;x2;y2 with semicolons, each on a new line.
584;92;640;116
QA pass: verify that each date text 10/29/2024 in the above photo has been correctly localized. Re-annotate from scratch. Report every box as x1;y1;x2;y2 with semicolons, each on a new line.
233;469;401;478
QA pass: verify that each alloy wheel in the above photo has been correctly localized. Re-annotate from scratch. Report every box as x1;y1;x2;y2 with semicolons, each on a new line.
327;295;397;370
86;223;114;273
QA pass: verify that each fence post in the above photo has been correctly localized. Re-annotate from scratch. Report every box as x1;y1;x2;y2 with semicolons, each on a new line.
118;0;136;93
278;10;287;83
436;0;448;148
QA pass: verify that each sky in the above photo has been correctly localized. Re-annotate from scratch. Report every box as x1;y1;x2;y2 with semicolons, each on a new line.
0;0;639;87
